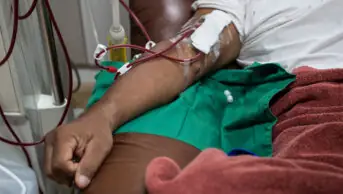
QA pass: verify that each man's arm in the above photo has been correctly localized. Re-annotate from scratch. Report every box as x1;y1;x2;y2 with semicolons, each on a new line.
81;8;242;130
44;8;242;189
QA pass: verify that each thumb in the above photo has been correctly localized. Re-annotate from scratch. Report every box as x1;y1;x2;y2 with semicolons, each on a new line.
74;140;112;189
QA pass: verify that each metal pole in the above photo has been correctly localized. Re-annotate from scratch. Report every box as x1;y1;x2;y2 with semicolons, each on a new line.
36;0;65;105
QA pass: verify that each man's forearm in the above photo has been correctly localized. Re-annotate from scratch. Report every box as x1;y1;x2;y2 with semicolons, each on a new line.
82;10;241;131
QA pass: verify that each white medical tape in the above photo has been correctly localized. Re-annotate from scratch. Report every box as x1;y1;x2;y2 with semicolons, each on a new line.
117;62;132;76
190;10;232;54
93;44;108;60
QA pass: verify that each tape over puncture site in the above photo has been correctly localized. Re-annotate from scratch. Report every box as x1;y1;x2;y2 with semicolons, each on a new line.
190;10;232;54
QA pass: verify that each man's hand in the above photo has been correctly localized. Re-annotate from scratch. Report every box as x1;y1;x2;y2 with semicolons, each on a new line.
44;114;113;189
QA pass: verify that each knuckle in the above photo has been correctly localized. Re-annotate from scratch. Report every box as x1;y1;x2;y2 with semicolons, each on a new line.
55;129;66;142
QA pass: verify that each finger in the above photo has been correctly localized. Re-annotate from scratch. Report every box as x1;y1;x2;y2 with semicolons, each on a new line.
44;138;54;179
51;135;79;184
75;139;112;189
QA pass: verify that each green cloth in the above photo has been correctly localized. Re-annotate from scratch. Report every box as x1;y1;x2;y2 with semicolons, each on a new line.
87;61;295;157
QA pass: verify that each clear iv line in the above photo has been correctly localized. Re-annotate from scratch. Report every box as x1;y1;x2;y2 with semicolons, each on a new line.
0;163;27;194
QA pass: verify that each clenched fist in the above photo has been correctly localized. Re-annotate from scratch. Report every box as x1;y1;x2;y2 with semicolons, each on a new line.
44;114;113;189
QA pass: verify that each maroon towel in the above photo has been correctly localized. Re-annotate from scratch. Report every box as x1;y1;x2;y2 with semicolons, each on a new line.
146;67;343;194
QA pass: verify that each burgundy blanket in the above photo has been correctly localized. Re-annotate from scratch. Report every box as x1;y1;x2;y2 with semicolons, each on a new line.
145;67;343;194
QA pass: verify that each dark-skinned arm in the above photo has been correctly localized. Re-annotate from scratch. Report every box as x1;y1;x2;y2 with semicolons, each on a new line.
81;8;242;131
44;9;242;189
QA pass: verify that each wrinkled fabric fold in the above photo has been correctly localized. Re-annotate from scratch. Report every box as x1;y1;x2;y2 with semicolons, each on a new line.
145;67;343;194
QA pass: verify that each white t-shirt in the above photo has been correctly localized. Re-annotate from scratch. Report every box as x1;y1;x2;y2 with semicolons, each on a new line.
193;0;343;72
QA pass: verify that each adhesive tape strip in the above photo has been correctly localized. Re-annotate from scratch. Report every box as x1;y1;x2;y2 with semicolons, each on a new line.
117;62;132;75
190;10;232;54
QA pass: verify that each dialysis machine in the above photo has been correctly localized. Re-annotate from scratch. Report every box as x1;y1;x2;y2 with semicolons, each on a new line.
0;0;71;193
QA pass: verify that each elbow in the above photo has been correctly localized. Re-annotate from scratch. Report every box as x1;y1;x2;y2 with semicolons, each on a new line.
214;23;242;69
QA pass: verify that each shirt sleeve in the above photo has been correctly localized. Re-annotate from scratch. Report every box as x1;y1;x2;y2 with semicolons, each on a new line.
192;0;247;41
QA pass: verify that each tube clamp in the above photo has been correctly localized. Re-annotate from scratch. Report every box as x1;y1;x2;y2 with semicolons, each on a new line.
94;44;108;60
